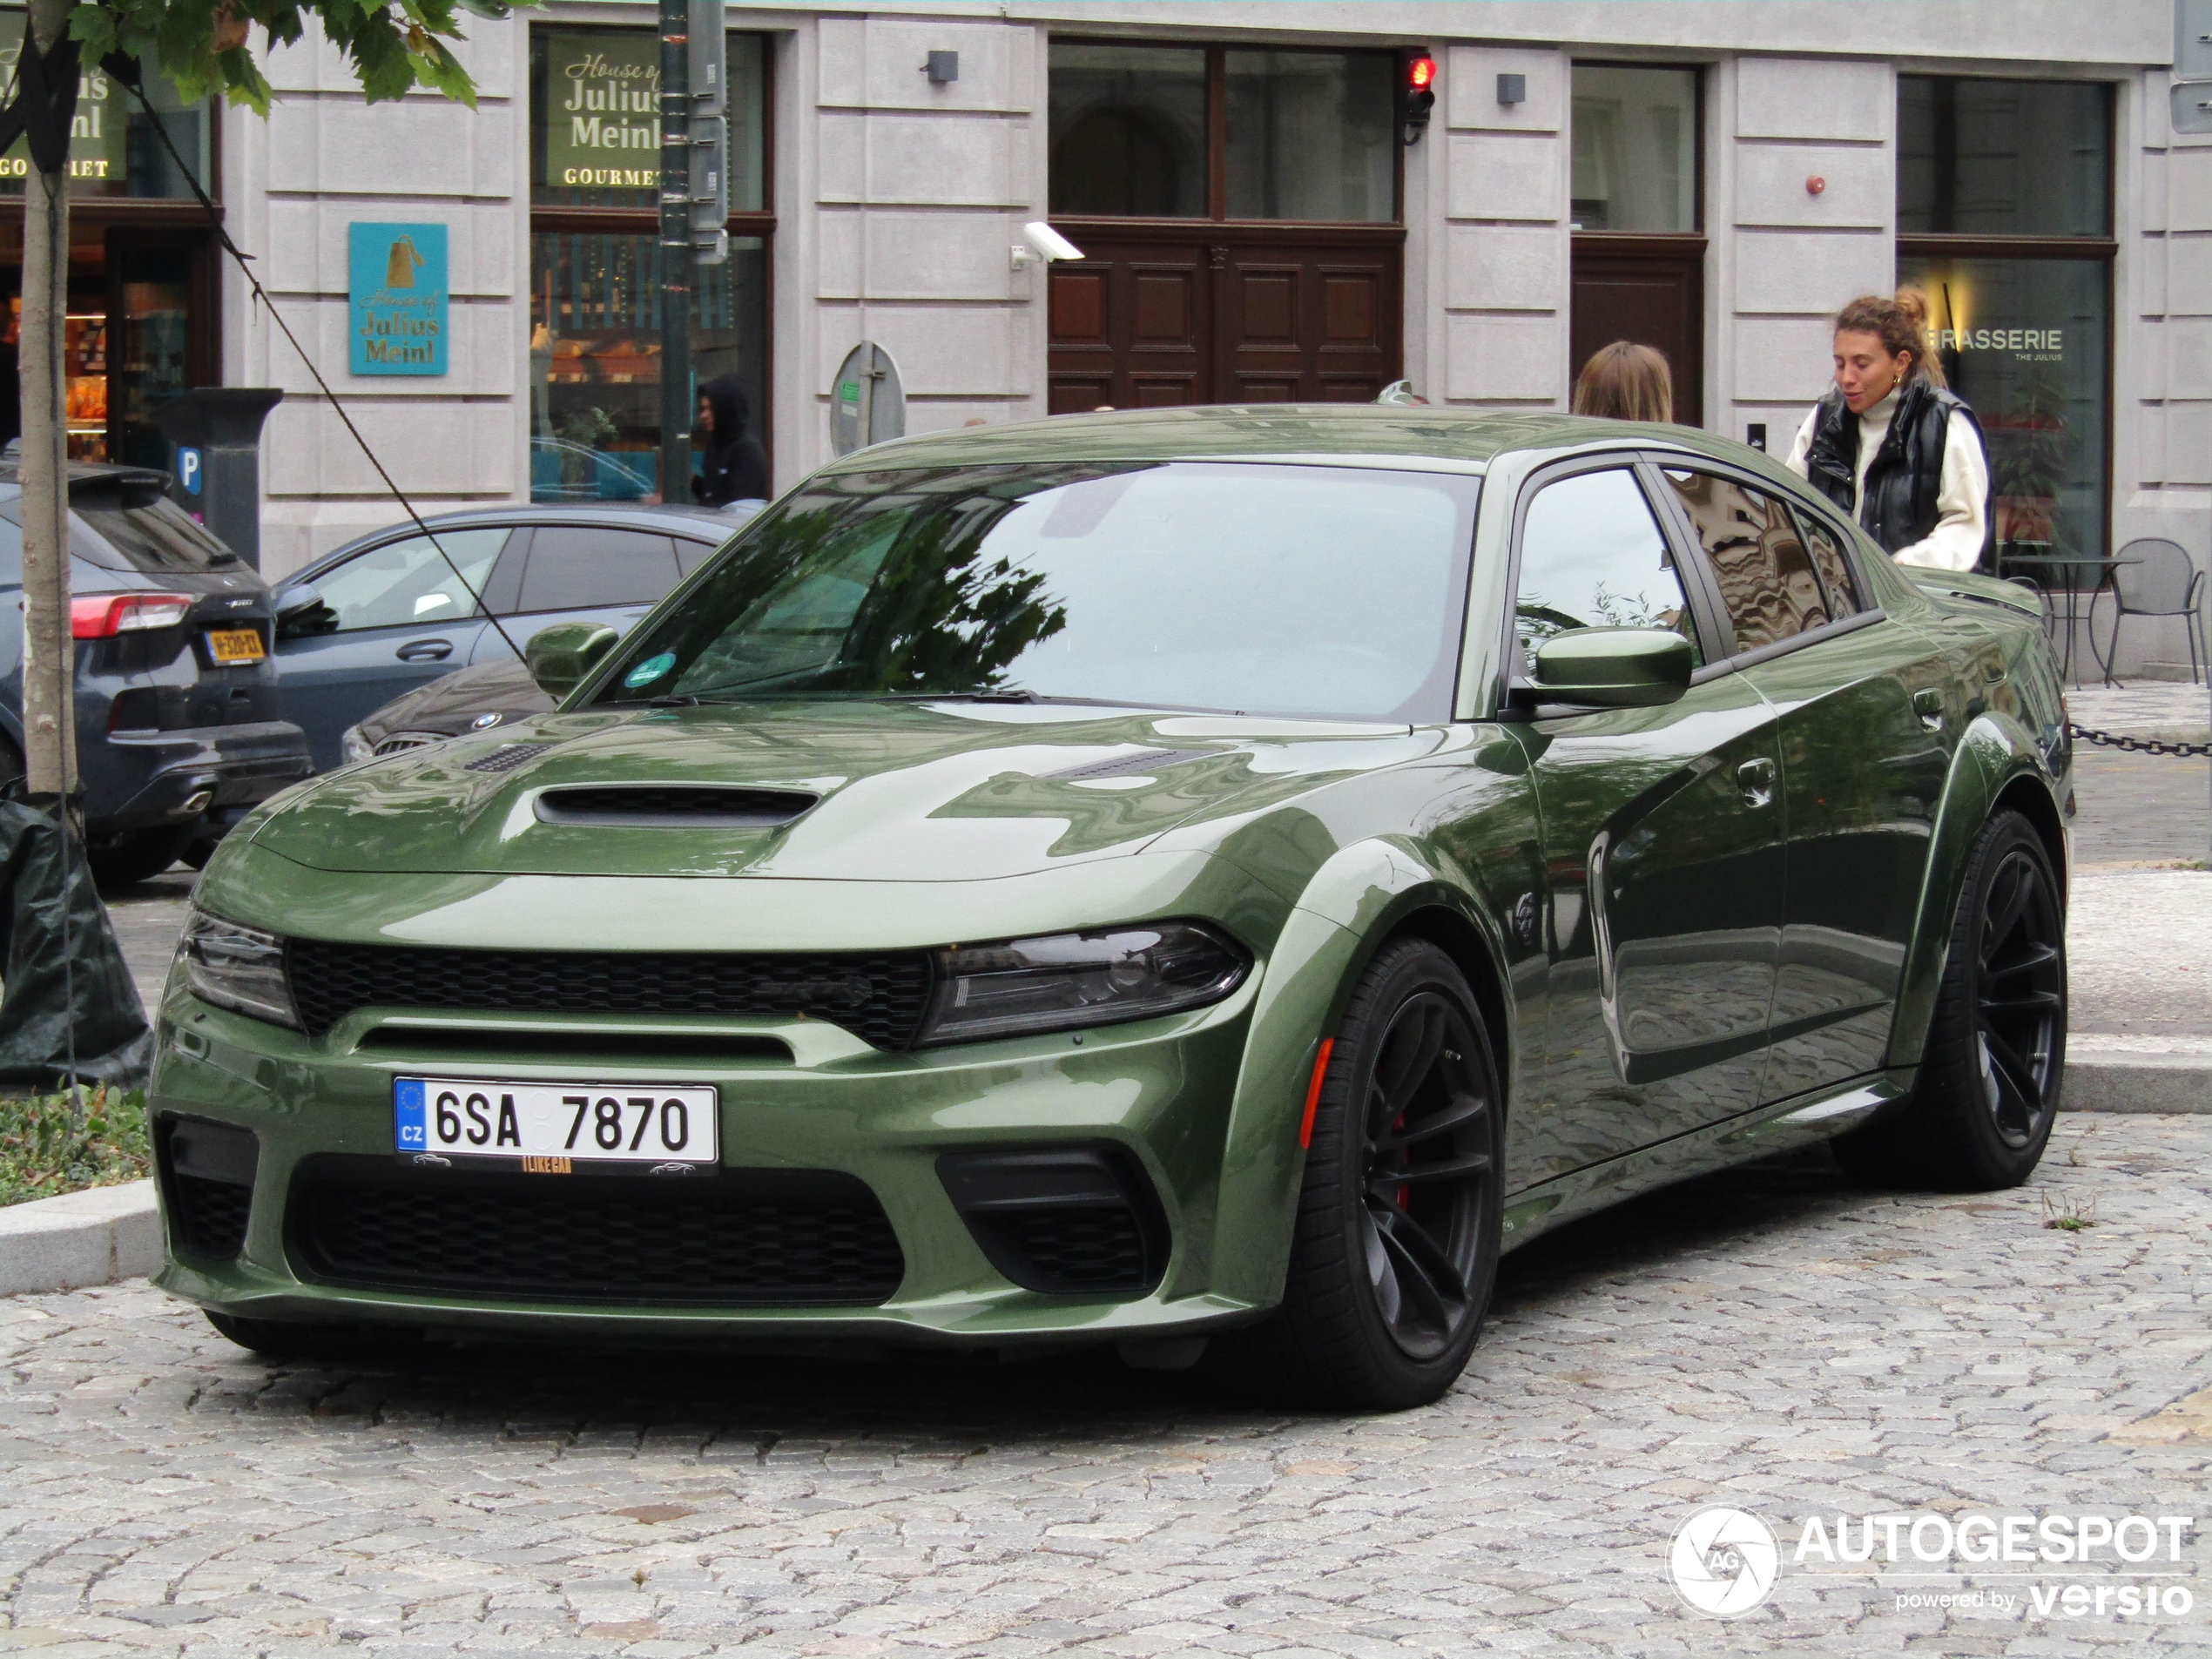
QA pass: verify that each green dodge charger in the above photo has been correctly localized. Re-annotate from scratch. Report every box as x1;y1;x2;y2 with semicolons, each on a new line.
153;408;2071;1409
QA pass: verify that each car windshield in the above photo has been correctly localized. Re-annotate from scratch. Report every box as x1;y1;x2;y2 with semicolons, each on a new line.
593;462;1480;722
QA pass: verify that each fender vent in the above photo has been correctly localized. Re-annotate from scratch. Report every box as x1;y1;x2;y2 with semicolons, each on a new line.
534;786;819;828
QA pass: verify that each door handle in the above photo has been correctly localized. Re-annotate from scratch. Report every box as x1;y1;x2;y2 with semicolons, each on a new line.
1912;687;1946;730
396;638;454;663
1735;757;1776;809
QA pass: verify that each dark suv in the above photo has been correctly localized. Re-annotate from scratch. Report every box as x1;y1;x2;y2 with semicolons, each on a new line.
0;465;314;884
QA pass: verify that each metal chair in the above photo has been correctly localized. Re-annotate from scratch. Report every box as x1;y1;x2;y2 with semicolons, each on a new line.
2094;538;2206;686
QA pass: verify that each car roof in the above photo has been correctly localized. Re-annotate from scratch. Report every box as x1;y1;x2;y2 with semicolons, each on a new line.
307;501;745;571
0;460;178;498
819;404;1767;478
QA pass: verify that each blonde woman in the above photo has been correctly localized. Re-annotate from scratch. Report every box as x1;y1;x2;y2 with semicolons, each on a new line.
1571;341;1674;422
1784;289;1989;570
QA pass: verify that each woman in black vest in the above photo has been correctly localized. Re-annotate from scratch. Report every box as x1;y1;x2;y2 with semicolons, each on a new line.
1784;289;1990;570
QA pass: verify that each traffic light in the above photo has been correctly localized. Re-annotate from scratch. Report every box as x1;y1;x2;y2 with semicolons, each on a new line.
1401;49;1437;145
687;0;730;265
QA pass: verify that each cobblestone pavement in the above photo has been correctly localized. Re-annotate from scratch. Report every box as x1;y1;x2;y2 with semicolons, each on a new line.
3;1115;2208;1657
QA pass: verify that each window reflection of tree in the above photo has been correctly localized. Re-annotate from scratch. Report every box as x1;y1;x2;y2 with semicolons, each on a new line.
1050;106;1191;216
644;468;1077;700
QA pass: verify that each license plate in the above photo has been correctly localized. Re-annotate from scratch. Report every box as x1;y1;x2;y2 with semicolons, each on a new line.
393;1077;718;1172
206;627;266;664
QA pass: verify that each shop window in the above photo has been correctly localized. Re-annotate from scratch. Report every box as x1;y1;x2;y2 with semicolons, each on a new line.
0;35;211;199
528;25;774;503
1898;77;2114;576
1571;66;1697;232
531;28;765;211
1049;41;1397;223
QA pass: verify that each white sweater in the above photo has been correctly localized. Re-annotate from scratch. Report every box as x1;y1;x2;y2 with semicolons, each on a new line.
1783;391;1989;572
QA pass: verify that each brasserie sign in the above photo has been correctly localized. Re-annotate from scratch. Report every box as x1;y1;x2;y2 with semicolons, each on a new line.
544;29;661;192
0;37;125;182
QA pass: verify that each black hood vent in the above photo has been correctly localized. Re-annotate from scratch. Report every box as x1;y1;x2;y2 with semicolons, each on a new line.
1044;747;1200;783
534;785;819;828
465;742;555;774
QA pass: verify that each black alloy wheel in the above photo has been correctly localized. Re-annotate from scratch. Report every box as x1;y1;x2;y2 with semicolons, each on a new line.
1973;843;2067;1148
1217;938;1503;1410
1834;810;2066;1191
1359;989;1494;1360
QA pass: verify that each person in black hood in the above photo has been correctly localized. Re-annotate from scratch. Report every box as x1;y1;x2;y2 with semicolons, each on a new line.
691;373;769;506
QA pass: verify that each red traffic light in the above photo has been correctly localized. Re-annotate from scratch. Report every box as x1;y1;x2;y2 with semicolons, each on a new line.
1407;55;1437;91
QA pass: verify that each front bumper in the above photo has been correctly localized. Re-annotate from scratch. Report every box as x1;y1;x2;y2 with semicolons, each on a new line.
149;979;1274;1351
87;719;315;835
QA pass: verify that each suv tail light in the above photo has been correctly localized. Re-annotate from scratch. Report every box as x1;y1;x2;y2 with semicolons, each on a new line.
72;593;193;638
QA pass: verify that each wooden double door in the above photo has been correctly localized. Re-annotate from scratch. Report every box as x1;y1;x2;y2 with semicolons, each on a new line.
1047;221;1403;412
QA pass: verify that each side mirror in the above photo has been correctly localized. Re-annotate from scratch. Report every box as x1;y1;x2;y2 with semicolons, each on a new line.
524;621;619;700
1531;627;1694;708
272;583;337;641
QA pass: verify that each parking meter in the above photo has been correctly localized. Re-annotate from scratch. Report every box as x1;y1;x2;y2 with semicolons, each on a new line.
150;388;285;570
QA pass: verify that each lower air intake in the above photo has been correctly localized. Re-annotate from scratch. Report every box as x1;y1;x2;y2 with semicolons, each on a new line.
937;1146;1167;1296
287;1157;906;1305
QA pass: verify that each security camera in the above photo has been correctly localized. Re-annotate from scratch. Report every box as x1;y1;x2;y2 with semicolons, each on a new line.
1010;220;1084;270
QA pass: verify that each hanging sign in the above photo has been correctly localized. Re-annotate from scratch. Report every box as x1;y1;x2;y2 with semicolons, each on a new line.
542;29;662;192
348;222;448;376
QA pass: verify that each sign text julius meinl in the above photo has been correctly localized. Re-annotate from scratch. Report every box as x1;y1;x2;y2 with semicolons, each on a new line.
349;222;448;377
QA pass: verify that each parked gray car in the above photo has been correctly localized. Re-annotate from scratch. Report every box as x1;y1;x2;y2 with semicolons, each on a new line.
0;463;314;885
274;502;754;771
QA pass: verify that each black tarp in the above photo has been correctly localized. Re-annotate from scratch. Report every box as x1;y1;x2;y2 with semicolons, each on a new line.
0;792;152;1089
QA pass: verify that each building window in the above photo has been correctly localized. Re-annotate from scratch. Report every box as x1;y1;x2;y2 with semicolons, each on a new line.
1570;65;1697;233
1049;41;1397;223
1898;77;2114;576
0;20;219;465
527;26;773;503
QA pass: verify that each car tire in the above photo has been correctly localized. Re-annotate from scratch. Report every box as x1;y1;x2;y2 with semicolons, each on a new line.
86;824;195;888
204;1310;404;1362
1833;809;2066;1192
1217;938;1504;1412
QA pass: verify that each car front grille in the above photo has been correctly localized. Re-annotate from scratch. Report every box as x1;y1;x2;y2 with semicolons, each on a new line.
1000;1208;1151;1290
284;938;935;1049
287;1157;906;1305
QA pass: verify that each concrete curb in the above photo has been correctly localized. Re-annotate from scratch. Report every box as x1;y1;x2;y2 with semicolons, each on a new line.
2066;1054;2212;1114
0;1180;162;1297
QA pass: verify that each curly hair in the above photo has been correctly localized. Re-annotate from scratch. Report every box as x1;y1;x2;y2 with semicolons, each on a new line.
1832;288;1947;388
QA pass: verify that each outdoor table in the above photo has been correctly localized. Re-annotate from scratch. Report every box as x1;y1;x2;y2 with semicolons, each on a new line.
1997;553;2141;686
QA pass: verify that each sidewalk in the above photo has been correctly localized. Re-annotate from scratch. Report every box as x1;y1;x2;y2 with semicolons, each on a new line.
2067;682;2211;744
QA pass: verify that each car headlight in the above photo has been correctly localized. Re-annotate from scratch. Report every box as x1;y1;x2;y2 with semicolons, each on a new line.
177;909;300;1029
340;725;374;765
919;921;1249;1046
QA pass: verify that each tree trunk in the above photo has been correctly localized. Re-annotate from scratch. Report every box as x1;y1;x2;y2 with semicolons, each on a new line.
18;0;73;805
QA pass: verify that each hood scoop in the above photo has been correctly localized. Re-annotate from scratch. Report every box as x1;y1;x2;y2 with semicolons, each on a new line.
533;785;821;829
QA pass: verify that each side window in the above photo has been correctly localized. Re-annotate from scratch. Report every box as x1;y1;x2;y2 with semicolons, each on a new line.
513;528;681;613
1514;468;1703;677
314;528;508;633
674;537;723;577
1660;470;1831;652
1792;505;1864;618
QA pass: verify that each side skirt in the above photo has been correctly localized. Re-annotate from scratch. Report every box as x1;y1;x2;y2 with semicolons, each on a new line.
1498;1068;1915;1254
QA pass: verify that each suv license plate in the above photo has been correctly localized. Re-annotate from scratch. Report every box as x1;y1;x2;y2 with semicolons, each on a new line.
206;627;266;664
393;1077;718;1173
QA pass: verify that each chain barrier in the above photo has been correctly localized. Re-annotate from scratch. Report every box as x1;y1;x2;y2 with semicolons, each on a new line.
2068;723;2212;759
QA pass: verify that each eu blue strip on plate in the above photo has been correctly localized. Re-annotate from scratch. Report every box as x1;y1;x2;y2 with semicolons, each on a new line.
393;1077;428;1152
